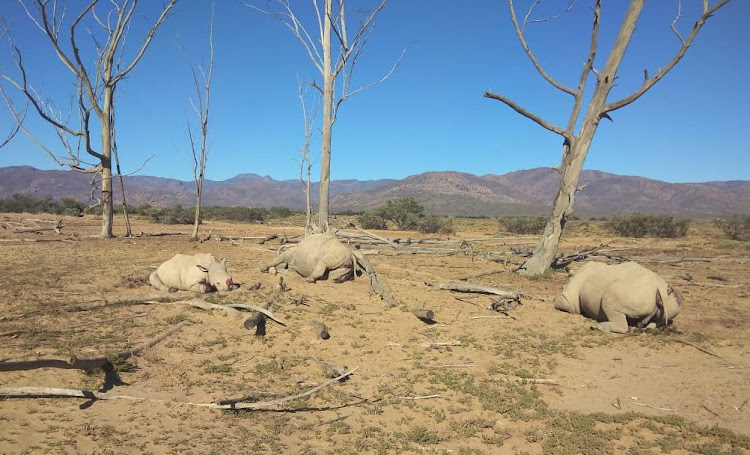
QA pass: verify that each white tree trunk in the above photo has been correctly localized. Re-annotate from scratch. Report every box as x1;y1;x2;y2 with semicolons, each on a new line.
317;0;334;232
519;0;645;275
100;87;114;238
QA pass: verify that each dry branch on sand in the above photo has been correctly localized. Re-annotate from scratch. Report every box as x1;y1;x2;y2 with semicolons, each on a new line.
0;367;359;411
549;242;629;268
351;249;399;307
425;281;521;301
69;294;286;326
0;320;191;373
14;220;64;234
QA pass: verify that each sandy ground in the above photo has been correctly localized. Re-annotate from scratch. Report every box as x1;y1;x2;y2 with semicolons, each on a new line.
0;213;748;454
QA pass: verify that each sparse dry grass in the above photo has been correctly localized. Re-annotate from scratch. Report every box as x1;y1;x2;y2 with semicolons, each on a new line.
0;214;748;454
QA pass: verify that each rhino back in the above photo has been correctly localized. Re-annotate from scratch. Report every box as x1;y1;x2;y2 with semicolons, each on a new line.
599;262;668;319
156;253;213;289
558;262;611;316
288;234;352;275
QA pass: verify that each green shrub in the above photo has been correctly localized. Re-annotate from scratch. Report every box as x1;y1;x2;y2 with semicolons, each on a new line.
357;211;388;230
417;214;455;235
357;197;424;230
606;213;688;238
0;194;87;216
267;206;296;219
203;206;267;223
500;216;547;235
149;205;195;224
380;197;424;229
714;215;750;240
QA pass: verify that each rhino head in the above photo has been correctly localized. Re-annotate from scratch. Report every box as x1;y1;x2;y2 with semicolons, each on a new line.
197;258;235;292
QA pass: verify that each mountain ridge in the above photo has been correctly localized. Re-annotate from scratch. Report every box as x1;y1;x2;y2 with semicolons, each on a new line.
0;165;747;218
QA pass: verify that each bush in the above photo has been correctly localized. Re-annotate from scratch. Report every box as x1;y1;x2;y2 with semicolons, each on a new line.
500;216;547;235
380;197;424;230
606;213;689;238
200;206;264;223
357;211;388;230
357;197;424;230
267;206;296;219
417;214;455;235
714;215;750;240
0;194;87;216
149;205;195;224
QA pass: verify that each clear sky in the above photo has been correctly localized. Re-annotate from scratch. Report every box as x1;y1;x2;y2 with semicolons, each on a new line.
0;1;748;184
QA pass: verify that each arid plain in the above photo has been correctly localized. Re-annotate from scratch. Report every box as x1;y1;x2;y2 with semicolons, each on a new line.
0;213;748;454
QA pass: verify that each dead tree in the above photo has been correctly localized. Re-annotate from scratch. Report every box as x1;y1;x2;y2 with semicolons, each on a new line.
248;0;402;232
187;1;216;241
297;76;318;236
0;0;179;238
485;0;732;275
0;26;23;149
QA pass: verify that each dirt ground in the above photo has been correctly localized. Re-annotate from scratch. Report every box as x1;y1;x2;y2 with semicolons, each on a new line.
0;213;748;454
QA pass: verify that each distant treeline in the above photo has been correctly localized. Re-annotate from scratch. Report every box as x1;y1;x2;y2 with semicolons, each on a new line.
0;193;298;224
3;193;746;240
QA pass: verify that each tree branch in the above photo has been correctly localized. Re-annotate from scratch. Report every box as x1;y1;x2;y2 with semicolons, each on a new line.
509;0;576;96
483;91;571;139
112;0;179;83
602;0;731;114
567;0;600;131
244;1;325;74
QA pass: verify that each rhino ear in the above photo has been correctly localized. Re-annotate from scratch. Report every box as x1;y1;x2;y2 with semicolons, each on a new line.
196;265;209;273
221;258;227;265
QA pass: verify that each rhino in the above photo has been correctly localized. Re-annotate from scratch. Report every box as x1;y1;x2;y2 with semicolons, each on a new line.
554;261;684;333
149;253;235;293
261;233;355;283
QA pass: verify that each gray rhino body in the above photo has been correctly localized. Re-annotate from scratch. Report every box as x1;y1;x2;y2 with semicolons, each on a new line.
150;253;234;293
261;233;354;283
554;261;683;333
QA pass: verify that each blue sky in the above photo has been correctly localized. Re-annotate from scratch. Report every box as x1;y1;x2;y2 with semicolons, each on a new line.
0;0;748;184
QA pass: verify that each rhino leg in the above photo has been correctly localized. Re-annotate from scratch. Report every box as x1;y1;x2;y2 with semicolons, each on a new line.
592;304;629;334
188;281;210;293
261;250;293;273
305;262;329;283
329;266;352;283
149;271;173;292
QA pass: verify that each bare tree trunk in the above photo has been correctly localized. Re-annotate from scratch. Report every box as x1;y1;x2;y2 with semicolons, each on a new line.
2;1;179;240
305;163;312;235
189;2;214;241
318;0;334;233
111;91;132;237
192;184;202;239
100;88;115;238
251;0;396;234
487;0;729;275
519;0;643;275
113;153;132;237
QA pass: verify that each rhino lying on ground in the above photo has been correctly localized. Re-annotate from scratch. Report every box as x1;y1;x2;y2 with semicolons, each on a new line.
554;261;684;333
261;233;355;283
150;253;235;293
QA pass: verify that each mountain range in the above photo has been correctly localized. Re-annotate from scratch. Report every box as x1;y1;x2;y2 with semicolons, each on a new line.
1;165;748;218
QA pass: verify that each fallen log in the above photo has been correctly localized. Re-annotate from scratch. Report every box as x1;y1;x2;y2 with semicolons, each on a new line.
133;232;183;237
426;282;520;301
411;308;435;322
0;320;191;373
15;220;64;234
307;321;330;340
0;366;359;410
311;358;346;377
351;249;399;308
